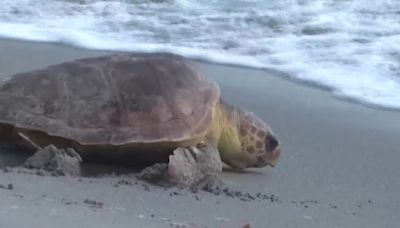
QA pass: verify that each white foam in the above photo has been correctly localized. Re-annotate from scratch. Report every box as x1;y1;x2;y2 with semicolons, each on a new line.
0;0;400;109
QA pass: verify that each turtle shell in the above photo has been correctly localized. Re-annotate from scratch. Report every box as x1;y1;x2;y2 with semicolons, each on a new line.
0;53;220;145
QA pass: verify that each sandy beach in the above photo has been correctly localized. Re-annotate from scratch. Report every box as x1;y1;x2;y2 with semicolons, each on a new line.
0;38;399;228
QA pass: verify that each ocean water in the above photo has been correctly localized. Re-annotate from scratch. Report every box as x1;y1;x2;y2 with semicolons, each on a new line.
0;0;399;109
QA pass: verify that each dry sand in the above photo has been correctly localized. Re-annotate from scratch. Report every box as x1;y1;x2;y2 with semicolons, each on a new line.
0;38;399;228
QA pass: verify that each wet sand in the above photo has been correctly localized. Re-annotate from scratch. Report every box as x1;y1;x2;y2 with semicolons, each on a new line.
0;38;399;228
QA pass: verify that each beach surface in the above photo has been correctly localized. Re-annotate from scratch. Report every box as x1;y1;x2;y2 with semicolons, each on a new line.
0;39;399;228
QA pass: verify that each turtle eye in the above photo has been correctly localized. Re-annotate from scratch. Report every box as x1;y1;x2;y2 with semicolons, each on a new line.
265;133;279;153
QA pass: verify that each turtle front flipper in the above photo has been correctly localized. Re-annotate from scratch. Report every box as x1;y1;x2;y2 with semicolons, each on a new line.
168;144;223;188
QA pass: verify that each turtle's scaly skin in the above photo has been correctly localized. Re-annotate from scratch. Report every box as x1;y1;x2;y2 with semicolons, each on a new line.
215;102;280;169
0;53;280;169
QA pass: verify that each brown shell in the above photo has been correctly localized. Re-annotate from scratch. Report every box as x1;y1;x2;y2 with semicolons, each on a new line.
0;53;220;145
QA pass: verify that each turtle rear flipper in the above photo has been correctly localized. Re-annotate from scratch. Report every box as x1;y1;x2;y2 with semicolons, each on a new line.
24;144;82;176
17;132;41;151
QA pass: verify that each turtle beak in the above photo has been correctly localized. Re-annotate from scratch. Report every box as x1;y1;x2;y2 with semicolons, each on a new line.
265;145;281;167
254;145;281;168
262;133;281;167
257;145;281;167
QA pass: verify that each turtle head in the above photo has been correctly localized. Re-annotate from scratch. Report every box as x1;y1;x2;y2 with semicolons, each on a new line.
218;106;281;170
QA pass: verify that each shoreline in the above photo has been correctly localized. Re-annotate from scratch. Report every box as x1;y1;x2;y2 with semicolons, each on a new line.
1;37;398;112
0;38;399;227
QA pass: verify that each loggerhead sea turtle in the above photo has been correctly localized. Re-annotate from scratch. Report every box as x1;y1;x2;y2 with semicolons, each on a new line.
0;53;280;186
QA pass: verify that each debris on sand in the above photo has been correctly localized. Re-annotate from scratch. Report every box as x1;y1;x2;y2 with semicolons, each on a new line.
137;162;227;191
137;163;174;188
137;163;284;203
2;167;13;173
0;183;13;190
83;199;104;209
